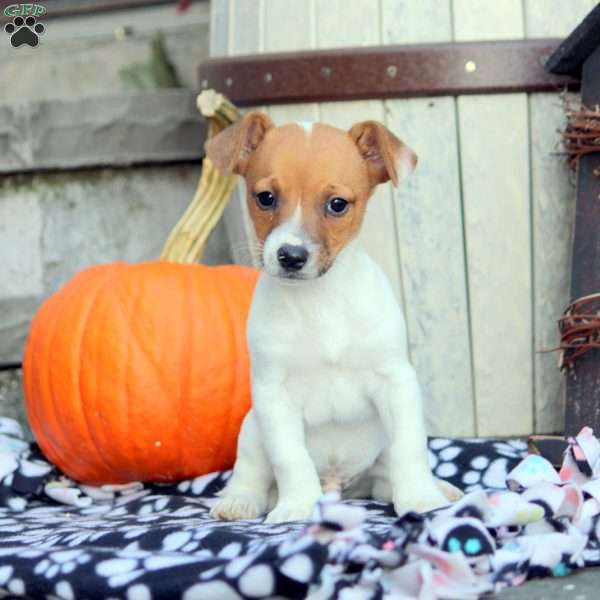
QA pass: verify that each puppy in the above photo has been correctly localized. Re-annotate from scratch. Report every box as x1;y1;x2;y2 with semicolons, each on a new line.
207;113;461;523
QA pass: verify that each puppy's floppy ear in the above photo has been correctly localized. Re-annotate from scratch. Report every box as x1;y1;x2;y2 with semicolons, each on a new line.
348;121;417;187
205;112;274;175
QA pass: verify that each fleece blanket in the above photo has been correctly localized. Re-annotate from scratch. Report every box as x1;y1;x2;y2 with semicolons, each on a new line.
0;417;599;600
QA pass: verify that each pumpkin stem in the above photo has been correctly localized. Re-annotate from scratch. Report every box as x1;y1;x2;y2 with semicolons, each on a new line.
160;90;241;263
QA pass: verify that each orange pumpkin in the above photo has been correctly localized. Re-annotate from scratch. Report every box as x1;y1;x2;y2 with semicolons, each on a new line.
23;261;259;485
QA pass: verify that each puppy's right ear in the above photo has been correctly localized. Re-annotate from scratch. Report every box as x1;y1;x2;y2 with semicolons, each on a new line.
205;112;274;176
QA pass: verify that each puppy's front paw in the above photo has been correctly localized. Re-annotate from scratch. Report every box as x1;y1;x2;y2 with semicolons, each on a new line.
210;492;266;521
437;478;463;502
265;496;319;524
394;484;449;516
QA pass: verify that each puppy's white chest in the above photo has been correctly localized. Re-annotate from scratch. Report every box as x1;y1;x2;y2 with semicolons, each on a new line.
287;367;375;426
290;309;352;366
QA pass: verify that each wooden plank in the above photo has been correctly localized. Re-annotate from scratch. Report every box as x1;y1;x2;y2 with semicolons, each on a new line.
528;93;574;434
565;46;600;435
217;0;261;267
315;0;378;47
229;0;261;56
382;0;474;436
525;0;599;39
381;0;453;43
458;93;532;436
263;0;314;52
262;0;318;133
454;2;533;436
386;98;475;436
453;0;524;40
268;104;318;125
315;0;404;305
523;1;592;433
209;0;229;58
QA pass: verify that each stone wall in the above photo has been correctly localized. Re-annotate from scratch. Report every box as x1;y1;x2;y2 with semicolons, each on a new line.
0;370;28;439
0;161;230;364
0;2;210;102
0;3;232;432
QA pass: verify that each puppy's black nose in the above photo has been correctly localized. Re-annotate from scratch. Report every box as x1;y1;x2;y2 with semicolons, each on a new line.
277;244;308;271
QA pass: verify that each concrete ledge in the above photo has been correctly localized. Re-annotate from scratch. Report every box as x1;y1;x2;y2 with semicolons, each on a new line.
0;90;207;174
0;165;231;364
0;370;29;437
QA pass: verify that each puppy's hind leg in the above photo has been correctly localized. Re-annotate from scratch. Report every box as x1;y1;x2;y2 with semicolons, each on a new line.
210;410;273;521
369;452;393;502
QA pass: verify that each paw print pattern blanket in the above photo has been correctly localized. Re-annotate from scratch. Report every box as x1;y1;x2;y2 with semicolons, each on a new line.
0;417;598;599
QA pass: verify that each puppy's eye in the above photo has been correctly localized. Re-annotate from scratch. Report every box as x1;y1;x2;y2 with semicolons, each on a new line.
326;197;349;216
255;191;277;210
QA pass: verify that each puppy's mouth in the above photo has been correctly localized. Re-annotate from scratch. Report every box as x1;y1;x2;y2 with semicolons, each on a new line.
261;263;324;282
280;270;308;280
275;264;332;282
276;269;317;282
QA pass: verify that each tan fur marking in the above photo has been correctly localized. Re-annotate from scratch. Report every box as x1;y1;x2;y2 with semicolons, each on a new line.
244;123;373;274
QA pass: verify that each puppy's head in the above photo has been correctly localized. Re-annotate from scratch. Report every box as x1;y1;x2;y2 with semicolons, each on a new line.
206;113;416;281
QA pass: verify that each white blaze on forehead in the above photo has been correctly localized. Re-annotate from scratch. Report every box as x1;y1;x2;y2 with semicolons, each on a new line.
297;121;313;135
273;204;304;246
263;204;306;266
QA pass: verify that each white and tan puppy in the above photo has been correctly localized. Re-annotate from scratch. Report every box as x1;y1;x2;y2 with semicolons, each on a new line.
207;114;461;523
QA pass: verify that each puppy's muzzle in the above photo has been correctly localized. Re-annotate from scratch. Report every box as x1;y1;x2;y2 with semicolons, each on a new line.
277;244;309;272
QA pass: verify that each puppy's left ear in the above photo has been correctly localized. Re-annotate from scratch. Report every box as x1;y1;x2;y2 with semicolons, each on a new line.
205;111;274;175
349;121;417;187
